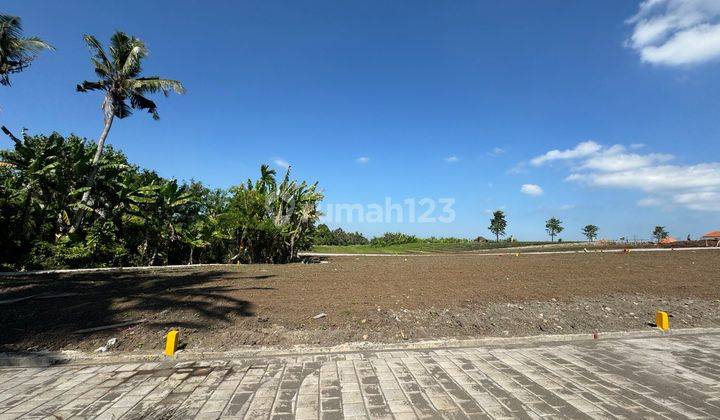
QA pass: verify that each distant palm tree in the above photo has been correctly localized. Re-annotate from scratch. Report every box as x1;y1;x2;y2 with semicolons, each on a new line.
73;31;184;230
0;14;53;86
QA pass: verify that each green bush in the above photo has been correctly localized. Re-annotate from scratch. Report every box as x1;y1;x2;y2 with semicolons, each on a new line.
314;224;369;245
0;132;323;269
370;232;419;247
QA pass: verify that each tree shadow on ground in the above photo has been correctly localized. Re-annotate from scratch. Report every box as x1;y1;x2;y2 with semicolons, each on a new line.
0;269;274;352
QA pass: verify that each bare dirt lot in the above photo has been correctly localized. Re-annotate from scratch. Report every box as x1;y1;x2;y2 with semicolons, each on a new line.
1;250;719;352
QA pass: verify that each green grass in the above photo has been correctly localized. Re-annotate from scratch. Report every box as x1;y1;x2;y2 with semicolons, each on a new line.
311;241;564;254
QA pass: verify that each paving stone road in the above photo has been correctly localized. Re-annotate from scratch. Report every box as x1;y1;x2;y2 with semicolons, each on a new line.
1;332;719;419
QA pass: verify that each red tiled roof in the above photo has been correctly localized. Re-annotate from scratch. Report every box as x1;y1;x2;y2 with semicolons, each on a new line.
702;230;720;239
659;237;678;244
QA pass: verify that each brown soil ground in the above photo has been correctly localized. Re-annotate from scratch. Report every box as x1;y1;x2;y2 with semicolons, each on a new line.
1;250;719;352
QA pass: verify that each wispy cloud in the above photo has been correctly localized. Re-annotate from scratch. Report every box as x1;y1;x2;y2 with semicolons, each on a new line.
488;147;505;157
580;150;674;172
626;0;720;65
356;156;370;164
529;140;720;212
444;155;460;163
272;158;290;169
506;162;528;175
530;141;602;166
520;184;544;196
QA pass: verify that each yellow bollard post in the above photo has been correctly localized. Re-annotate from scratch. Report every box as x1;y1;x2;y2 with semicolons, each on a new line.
656;311;669;332
165;329;179;356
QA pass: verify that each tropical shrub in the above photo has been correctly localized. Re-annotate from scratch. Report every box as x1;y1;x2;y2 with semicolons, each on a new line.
369;232;419;246
314;224;369;245
0;131;323;269
224;166;324;263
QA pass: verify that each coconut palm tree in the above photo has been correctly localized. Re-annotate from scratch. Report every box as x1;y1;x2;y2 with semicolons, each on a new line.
73;31;185;230
0;14;53;86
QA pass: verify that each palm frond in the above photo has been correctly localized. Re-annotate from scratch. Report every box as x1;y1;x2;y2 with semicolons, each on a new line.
121;43;147;77
111;94;132;119
129;93;158;119
82;35;111;69
0;15;53;85
109;31;133;69
133;77;185;95
90;58;111;78
76;80;104;92
18;37;54;53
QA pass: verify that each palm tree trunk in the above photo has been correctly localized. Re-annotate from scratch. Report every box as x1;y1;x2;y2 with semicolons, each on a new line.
70;112;114;232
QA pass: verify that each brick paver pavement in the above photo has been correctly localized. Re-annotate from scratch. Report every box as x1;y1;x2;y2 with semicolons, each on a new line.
1;332;719;419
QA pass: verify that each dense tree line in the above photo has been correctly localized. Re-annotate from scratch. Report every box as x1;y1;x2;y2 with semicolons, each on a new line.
369;233;473;246
314;225;369;246
0;132;322;270
0;20;324;269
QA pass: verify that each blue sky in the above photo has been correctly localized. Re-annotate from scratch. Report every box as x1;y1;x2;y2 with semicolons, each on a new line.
3;0;720;240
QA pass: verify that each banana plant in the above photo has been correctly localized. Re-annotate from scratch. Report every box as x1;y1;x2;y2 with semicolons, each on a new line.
126;179;196;265
226;166;323;263
0;132;60;234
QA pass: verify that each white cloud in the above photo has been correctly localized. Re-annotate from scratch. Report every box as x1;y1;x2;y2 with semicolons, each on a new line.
272;158;290;169
630;143;646;149
488;147;505;157
444;155;460;163
356;156;370;164
520;184;544;196
568;163;720;191
530;141;602;166
506;162;527;174
530;139;720;212
672;191;720;211
627;0;720;65
581;152;674;172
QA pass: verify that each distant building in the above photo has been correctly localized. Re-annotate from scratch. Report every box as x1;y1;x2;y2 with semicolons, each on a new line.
702;230;720;239
659;237;678;244
701;230;720;246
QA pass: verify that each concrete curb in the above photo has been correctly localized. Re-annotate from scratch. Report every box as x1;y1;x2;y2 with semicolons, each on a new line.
3;327;719;368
